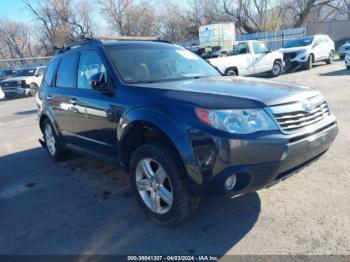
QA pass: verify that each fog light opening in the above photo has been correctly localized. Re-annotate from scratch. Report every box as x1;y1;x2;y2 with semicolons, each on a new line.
225;174;237;191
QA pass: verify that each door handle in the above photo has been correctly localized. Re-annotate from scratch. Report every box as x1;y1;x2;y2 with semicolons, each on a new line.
70;98;77;105
46;95;52;100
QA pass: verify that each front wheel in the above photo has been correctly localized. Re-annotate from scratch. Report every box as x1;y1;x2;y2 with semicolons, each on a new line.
129;143;199;226
326;51;334;64
270;61;283;77
347;66;350;70
305;54;313;70
29;83;39;96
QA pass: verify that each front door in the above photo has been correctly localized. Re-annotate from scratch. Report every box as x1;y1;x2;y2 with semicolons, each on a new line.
252;41;272;74
69;50;118;157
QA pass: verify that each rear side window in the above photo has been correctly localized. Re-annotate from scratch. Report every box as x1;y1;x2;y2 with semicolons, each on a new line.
43;58;60;86
55;53;79;88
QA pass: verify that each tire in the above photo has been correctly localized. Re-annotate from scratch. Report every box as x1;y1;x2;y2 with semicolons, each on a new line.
43;119;67;161
29;83;39;96
305;54;313;70
225;68;237;76
129;143;200;226
347;66;350;70
270;61;283;77
326;51;334;64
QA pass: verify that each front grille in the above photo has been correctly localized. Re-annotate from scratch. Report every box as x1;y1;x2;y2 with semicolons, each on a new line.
273;101;331;133
283;52;298;61
0;81;20;93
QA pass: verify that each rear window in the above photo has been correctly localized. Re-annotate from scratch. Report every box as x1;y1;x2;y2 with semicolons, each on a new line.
43;59;60;86
55;53;79;88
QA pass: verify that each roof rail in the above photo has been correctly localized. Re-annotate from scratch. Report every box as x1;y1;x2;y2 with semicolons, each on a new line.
54;35;172;55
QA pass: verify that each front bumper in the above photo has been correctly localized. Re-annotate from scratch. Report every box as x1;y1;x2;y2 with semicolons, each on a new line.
0;86;31;96
186;122;338;196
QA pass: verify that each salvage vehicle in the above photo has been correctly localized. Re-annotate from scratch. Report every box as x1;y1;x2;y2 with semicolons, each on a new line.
208;40;284;77
37;37;338;225
280;35;335;70
0;66;46;98
339;40;350;60
345;52;350;69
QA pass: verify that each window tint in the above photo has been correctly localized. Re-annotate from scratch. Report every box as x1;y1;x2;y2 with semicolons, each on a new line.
232;42;249;55
43;58;60;86
55;53;79;88
77;51;107;89
252;42;268;54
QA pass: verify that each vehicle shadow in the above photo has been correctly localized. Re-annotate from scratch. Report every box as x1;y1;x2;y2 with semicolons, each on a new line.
319;69;349;76
15;109;37;115
0;147;261;256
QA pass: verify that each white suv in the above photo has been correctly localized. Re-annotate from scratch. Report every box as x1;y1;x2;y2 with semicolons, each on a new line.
0;66;46;98
345;52;350;70
280;35;335;70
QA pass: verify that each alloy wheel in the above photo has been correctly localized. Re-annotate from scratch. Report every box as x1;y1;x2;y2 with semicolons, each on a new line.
45;124;56;156
135;158;174;214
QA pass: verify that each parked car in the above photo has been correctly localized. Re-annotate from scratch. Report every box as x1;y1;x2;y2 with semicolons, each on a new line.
0;66;46;98
208;40;284;77
0;69;16;81
37;38;338;225
339;41;350;60
345;52;350;69
279;35;335;70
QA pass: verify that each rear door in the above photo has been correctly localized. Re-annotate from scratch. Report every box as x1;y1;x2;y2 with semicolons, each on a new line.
47;53;79;143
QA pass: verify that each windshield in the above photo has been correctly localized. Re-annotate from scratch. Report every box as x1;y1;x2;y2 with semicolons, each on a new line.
0;70;15;77
283;37;314;48
14;68;36;77
107;44;220;84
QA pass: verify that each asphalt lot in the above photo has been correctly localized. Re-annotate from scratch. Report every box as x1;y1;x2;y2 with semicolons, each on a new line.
0;60;349;256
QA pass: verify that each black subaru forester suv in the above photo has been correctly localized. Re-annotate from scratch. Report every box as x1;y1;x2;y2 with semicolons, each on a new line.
37;37;338;225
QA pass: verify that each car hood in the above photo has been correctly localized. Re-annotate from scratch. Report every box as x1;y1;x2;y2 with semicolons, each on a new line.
131;76;320;107
279;46;310;53
340;44;350;49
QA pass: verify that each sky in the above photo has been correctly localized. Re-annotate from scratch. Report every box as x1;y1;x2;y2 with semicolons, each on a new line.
0;0;31;22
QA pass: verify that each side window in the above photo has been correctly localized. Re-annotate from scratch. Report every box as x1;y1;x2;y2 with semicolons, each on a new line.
252;42;268;54
232;42;250;55
43;58;60;86
36;67;46;76
55;53;79;88
77;51;107;89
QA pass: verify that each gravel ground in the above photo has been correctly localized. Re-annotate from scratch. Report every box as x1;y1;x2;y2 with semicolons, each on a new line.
0;60;349;256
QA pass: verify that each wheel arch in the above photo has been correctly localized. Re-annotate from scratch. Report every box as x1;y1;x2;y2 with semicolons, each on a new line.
118;109;189;173
225;66;238;76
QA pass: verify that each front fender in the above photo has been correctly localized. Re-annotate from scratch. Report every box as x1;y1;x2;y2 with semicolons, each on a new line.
118;107;204;184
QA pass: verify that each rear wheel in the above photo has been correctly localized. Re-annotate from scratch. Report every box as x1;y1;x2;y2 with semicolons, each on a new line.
129;143;199;226
347;66;350;70
270;61;283;77
43;119;67;161
305;54;313;70
326;51;334;64
225;68;237;76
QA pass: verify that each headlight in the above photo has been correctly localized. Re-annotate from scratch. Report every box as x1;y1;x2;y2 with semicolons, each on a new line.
195;108;278;134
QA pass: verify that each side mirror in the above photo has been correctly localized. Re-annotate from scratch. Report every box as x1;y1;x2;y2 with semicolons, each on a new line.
35;74;40;77
89;72;114;96
89;72;106;90
266;49;272;53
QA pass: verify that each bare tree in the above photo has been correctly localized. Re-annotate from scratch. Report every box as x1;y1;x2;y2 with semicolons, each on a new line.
99;0;157;36
23;0;95;55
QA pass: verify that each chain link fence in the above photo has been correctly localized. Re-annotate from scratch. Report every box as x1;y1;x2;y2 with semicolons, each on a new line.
0;57;51;101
